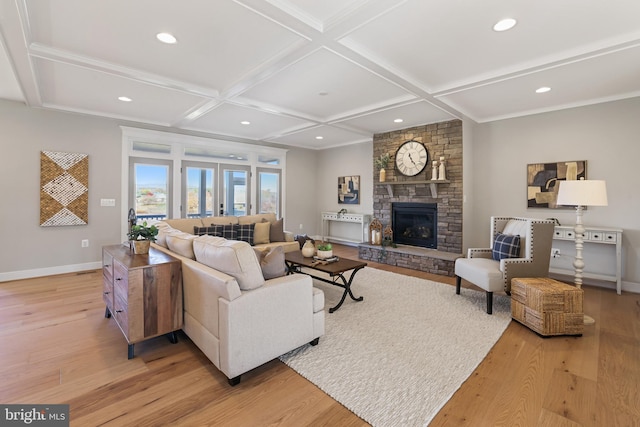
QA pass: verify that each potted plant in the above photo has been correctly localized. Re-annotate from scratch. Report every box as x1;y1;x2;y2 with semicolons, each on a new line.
127;221;159;254
316;243;333;259
375;152;391;182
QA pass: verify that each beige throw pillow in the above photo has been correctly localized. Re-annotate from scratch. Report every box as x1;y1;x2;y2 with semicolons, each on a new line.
253;221;271;245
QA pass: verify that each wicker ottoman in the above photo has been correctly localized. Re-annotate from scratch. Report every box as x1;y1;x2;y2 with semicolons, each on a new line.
511;277;584;336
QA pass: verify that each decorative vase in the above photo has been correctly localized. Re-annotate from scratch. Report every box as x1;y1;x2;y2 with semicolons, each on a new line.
317;250;333;259
301;240;315;257
431;160;438;180
438;156;447;180
379;168;386;182
133;240;151;255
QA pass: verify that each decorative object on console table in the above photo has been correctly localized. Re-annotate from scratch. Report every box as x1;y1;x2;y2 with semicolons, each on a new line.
127;220;159;255
375;153;391;182
556;178;608;325
338;175;360;204
369;218;382;245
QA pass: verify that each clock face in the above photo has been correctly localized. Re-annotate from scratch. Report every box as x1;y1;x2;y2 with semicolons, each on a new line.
395;140;428;176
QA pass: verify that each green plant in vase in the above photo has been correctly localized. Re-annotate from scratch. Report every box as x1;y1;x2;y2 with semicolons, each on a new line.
375;153;391;182
127;221;159;254
317;243;333;259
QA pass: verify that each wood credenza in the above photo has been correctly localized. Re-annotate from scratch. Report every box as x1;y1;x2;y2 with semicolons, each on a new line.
102;244;183;359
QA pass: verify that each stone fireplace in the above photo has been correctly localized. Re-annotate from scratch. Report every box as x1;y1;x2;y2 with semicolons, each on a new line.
359;119;463;276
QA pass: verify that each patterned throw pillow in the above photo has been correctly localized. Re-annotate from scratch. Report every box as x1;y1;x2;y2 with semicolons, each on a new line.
235;223;255;245
194;226;218;236
492;233;521;261
206;224;236;239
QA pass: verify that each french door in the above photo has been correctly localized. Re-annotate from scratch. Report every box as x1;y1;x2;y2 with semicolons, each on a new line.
182;161;250;218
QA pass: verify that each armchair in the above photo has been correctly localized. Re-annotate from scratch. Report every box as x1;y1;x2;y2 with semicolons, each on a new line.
455;217;555;314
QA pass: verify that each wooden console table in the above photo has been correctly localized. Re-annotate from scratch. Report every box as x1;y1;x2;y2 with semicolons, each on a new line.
321;212;371;245
549;225;623;295
102;244;183;358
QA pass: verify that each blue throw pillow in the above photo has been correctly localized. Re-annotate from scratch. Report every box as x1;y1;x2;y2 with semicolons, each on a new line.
492;233;521;261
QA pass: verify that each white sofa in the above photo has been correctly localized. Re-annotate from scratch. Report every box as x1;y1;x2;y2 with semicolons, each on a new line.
152;216;325;385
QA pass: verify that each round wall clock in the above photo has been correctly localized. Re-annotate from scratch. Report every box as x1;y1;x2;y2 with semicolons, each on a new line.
395;140;429;177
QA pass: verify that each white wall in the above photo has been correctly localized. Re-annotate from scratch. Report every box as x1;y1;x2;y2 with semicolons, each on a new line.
467;97;640;287
314;142;374;241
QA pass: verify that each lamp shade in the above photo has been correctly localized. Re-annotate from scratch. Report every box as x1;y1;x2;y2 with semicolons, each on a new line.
556;179;608;206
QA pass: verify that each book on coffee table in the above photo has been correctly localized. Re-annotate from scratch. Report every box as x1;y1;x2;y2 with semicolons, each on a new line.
313;255;339;263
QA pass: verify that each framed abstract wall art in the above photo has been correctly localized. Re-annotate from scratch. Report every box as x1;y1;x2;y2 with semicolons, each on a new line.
40;150;89;226
338;175;360;204
527;160;586;208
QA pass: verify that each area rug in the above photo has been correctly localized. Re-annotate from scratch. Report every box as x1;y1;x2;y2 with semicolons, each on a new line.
279;267;511;427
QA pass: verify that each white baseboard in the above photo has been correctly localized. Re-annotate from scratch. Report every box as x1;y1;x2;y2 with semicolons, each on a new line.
0;261;102;283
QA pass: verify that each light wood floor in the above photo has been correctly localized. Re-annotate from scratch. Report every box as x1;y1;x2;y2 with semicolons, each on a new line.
1;244;638;426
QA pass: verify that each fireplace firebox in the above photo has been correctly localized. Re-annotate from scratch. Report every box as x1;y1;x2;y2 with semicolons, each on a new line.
392;202;437;249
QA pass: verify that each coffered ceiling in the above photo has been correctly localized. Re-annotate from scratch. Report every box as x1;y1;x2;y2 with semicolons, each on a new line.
1;0;639;149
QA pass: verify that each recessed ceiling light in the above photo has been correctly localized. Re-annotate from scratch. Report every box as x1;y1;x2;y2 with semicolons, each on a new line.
536;86;551;93
315;136;324;140
240;121;251;125
318;91;329;96
394;118;403;123
156;32;177;44
118;96;132;102
493;18;517;32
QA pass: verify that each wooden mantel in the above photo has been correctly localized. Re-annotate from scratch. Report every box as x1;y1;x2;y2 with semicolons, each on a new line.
376;180;450;198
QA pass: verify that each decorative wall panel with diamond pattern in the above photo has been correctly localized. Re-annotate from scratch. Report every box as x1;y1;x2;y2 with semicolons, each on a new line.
40;151;89;226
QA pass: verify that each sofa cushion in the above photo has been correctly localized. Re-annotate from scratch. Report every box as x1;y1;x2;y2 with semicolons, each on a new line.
204;216;239;226
239;213;277;225
254;246;286;280
492;233;521;261
166;231;198;259
155;223;172;248
163;218;204;234
253;220;271;245
269;218;285;242
193;235;265;290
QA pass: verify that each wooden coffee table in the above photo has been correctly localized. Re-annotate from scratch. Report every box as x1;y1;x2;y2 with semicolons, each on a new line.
284;251;367;313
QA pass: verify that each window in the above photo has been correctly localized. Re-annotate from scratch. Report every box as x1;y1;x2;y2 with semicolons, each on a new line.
122;127;286;234
129;158;172;221
221;165;251;216
182;162;215;218
257;168;281;216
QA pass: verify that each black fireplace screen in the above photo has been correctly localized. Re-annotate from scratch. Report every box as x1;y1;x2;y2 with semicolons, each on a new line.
392;202;437;248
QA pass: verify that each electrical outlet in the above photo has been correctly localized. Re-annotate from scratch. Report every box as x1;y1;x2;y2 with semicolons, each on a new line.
551;248;560;258
81;239;89;248
299;223;303;230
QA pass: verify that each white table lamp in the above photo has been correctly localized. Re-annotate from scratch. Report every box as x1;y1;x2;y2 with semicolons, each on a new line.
556;178;608;325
